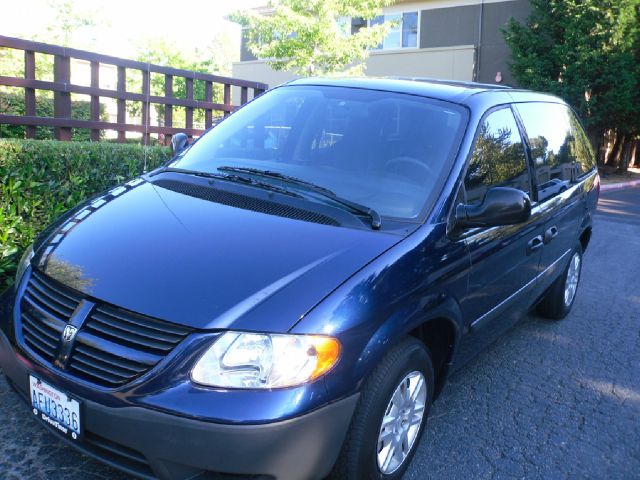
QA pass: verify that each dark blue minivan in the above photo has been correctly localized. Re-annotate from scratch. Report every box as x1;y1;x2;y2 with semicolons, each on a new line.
0;78;599;480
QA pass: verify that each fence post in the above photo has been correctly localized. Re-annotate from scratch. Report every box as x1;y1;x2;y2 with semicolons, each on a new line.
24;50;36;139
53;54;72;141
185;77;193;138
90;61;100;141
141;69;150;146
204;81;213;128
240;86;248;106
164;74;173;145
117;66;126;143
223;84;231;117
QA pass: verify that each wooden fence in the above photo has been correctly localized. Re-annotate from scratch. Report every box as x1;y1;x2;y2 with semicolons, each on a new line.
0;35;268;144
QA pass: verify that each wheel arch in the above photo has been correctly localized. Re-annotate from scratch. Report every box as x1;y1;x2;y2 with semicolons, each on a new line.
346;296;464;403
579;226;592;252
358;296;464;401
408;315;459;399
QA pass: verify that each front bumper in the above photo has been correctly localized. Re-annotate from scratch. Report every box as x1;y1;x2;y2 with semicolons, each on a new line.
0;288;358;480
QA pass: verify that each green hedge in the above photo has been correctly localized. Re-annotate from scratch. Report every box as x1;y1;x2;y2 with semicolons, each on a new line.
0;139;172;288
0;92;109;141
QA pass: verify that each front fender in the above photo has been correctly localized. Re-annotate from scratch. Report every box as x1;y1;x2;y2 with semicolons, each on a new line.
354;296;463;390
292;223;469;400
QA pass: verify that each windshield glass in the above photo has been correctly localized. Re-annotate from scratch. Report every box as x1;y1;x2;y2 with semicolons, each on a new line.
173;85;466;220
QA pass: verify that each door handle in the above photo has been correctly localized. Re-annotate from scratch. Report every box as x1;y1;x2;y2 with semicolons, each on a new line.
544;226;559;244
527;235;544;253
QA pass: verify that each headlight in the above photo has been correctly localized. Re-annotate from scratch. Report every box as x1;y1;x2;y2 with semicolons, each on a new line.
191;331;341;389
14;244;34;286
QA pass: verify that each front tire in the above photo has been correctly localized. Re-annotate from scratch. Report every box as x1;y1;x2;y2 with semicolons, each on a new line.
330;338;434;480
537;243;583;320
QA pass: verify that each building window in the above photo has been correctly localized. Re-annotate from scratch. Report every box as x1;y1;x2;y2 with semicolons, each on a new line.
351;17;367;35
351;11;419;50
402;12;418;48
336;16;351;36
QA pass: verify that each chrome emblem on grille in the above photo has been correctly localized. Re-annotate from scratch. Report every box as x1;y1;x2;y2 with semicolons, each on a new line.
62;325;78;343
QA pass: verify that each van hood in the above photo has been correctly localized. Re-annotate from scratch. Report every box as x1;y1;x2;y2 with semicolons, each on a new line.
33;178;403;332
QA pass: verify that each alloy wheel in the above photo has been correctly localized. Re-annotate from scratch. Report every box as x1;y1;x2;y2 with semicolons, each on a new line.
564;252;581;306
376;371;427;474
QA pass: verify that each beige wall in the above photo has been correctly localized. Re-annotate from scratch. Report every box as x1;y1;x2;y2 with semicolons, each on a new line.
232;45;474;94
365;45;474;80
232;62;299;95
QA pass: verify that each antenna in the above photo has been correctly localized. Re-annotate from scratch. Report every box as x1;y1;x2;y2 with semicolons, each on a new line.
143;62;151;173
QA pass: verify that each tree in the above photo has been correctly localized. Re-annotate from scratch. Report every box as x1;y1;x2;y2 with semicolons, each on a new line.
0;1;101;79
44;0;101;47
126;36;236;129
231;0;395;76
0;1;102;83
502;0;640;170
0;0;105;139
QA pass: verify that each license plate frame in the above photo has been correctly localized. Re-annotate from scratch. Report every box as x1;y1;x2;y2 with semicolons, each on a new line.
29;374;82;441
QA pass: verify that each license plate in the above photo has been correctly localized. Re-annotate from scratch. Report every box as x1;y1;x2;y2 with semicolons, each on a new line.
29;375;82;440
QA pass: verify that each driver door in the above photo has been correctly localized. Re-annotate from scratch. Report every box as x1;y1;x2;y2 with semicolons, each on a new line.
455;106;545;362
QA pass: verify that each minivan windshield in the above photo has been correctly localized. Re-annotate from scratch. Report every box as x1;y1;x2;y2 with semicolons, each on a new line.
172;85;466;220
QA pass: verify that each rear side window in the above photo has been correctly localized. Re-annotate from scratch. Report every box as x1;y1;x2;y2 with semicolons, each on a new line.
464;108;530;206
515;102;596;202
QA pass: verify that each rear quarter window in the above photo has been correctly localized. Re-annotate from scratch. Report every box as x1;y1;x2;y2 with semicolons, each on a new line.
515;102;596;202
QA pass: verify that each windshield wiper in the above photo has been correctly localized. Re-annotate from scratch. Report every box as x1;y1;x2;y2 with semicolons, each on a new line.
218;166;382;230
152;167;302;198
219;166;335;195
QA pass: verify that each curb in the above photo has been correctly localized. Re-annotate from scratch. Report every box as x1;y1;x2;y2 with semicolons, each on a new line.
600;178;640;192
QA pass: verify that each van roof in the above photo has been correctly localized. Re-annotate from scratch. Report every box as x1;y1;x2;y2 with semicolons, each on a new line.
286;77;563;105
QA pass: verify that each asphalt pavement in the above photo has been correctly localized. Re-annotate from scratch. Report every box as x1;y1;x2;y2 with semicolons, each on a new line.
1;186;639;480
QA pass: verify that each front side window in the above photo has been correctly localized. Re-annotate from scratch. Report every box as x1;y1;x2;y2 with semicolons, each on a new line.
464;108;530;206
173;86;467;220
515;102;596;202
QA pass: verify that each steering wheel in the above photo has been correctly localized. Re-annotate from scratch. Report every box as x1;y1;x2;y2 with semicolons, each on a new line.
383;156;432;182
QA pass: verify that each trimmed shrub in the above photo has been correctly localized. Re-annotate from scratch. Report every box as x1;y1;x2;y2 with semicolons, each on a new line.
0;139;172;288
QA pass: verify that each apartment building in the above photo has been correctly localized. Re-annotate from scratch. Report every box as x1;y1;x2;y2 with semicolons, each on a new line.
232;0;531;90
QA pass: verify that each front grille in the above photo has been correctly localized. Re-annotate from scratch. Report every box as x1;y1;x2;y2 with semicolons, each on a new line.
87;304;192;354
18;271;193;388
20;271;81;362
67;305;193;387
24;270;82;320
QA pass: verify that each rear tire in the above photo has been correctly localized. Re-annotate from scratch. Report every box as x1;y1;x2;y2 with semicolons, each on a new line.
330;338;434;480
537;244;583;320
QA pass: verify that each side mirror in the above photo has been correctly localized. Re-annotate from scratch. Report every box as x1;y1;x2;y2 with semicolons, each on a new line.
171;133;189;156
455;187;531;229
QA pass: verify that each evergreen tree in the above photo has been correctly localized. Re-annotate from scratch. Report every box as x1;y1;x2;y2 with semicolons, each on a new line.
503;0;640;168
